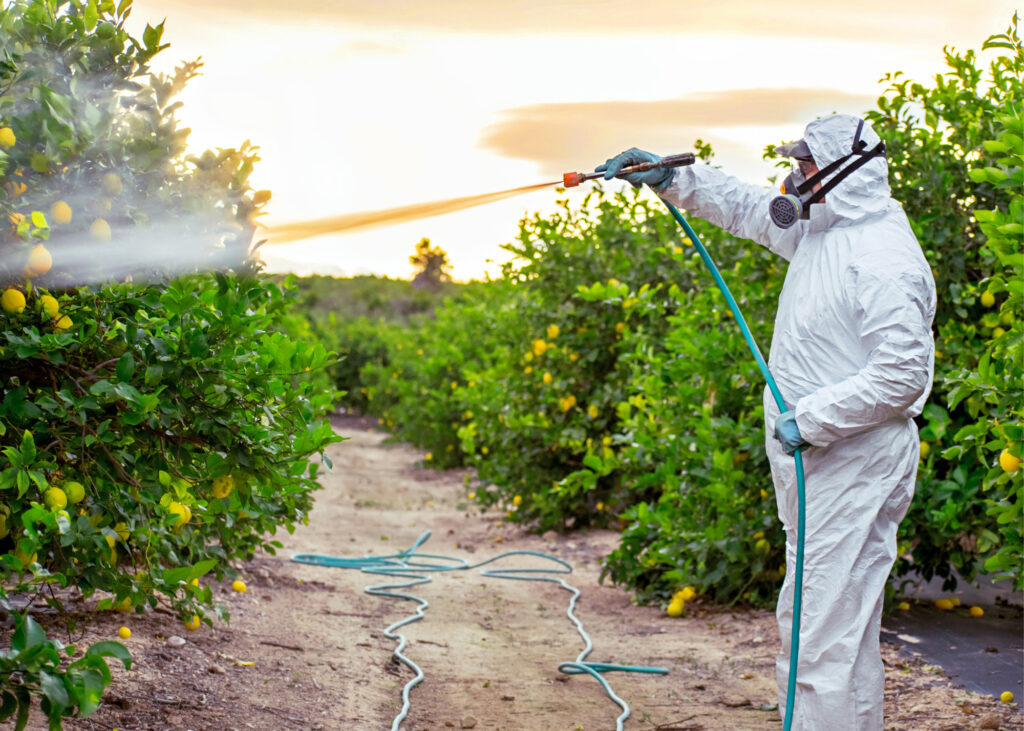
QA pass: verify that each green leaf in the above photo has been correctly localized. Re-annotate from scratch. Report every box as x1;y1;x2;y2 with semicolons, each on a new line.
83;0;99;30
83;641;132;671
11;614;47;652
0;691;17;721
20;430;36;464
115;352;135;381
39;671;69;712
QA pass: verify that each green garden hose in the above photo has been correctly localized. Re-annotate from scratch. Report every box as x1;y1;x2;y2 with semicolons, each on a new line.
660;200;806;731
292;530;669;730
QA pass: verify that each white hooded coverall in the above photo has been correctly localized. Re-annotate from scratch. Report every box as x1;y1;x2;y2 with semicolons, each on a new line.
656;114;937;730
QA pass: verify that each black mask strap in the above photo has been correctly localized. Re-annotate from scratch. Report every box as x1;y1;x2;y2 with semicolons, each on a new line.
794;120;886;202
804;141;885;205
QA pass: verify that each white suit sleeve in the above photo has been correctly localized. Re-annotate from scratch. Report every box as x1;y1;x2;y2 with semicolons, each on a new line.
657;165;804;261
793;264;934;447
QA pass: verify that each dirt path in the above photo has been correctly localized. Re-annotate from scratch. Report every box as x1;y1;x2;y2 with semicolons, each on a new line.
43;416;1021;730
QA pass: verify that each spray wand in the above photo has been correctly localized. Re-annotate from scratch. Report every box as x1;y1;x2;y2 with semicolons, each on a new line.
561;152;695;188
563;158;806;731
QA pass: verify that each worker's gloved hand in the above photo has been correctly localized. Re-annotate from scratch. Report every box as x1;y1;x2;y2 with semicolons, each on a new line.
596;148;674;190
773;410;810;455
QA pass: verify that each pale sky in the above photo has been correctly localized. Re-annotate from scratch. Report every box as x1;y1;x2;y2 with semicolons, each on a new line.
128;1;1018;281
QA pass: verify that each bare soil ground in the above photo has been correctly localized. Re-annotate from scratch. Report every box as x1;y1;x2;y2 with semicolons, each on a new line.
24;415;1022;730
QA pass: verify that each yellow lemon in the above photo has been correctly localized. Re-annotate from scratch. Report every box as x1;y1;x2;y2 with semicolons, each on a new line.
0;127;15;149
919;441;930;459
588;404;599;418
543;372;552;384
89;218;112;241
615;321;626;334
50;201;72;225
2;288;26;314
468;492;476;500
513;495;522;507
532;339;548;357
167;501;190;526
667;599;684;617
993;327;1006;338
897;601;910;611
16;549;38;568
44;487;67;510
547;324;559;340
183;614;201;631
1000;449;1021;473
64;481;85;504
969;606;984;618
189;578;200;587
117;626;131;639
755;538;771;553
950;597;961;607
55;314;73;330
676;586;697;602
232;580;247;593
27;244;52;276
1001;691;1014;703
425;452;433;461
212;474;234;499
981;291;995;307
935;598;953;610
39;294;59;318
102;172;123;196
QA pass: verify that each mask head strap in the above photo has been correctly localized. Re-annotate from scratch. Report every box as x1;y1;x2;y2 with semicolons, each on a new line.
793;119;886;203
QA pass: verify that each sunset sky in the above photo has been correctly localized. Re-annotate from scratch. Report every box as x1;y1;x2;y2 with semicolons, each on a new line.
129;1;1017;281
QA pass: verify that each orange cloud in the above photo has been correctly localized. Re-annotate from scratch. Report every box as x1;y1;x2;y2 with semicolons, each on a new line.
479;87;874;178
151;0;1014;46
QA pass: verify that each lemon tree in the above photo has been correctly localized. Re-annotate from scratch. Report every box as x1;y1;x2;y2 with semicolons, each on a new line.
0;2;339;726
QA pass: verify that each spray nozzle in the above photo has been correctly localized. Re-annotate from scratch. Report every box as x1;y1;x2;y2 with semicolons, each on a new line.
562;152;695;188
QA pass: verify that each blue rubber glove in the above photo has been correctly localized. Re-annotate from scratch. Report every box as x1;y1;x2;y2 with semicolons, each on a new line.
595;148;674;190
773;410;810;455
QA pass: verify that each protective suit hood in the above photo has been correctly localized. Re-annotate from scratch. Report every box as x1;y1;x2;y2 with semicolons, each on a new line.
802;114;891;225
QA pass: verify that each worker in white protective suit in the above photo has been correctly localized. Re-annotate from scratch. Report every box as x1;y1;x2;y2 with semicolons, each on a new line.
597;114;937;730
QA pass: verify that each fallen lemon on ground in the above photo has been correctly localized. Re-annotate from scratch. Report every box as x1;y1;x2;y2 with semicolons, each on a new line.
51;200;72;225
117;626;131;639
999;449;1021;473
676;586;697;602
27;244;52;276
897;601;911;611
2;288;26;313
969;606;984;618
1001;691;1014;703
183;614;200;631
667;598;684;617
232;580;247;593
935;598;954;610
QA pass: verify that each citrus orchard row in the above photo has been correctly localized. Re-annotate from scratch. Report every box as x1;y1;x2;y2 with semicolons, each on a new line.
319;22;1022;612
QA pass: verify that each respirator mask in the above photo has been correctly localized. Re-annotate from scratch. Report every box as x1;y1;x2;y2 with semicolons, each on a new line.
769;119;887;229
